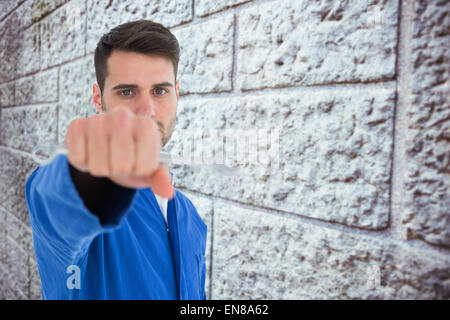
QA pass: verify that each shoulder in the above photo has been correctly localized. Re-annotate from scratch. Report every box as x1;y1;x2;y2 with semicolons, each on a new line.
174;189;195;209
174;189;207;235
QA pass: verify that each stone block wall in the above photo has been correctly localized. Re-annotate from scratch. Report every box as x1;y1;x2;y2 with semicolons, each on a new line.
0;0;448;299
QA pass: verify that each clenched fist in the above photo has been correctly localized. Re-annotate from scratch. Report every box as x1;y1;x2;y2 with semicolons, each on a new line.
64;106;174;198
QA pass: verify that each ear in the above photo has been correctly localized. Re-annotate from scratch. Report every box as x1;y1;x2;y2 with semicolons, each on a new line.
175;81;180;101
93;84;103;113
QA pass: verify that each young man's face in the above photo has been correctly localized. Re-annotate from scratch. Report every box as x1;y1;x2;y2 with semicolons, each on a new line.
93;50;180;147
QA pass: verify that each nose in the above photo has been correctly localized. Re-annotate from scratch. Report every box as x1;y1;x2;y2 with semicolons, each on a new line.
135;92;156;117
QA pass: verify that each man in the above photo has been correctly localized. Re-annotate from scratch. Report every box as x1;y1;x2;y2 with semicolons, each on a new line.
25;20;207;299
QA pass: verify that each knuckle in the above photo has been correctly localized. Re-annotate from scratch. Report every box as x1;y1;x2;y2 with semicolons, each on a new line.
114;108;133;126
135;115;153;130
69;117;84;129
112;164;131;176
135;117;160;141
67;118;84;138
89;164;109;177
112;158;132;175
115;106;132;116
133;163;155;176
90;115;105;133
69;152;84;165
90;113;103;123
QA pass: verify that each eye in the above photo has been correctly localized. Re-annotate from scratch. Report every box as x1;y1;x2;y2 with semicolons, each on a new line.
119;89;134;96
154;88;168;95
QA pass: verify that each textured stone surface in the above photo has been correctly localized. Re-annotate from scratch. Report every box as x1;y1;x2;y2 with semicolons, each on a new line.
0;206;7;264
0;1;42;81
403;0;450;248
3;206;34;259
4;234;31;299
0;104;58;153
58;55;97;142
30;0;70;25
86;0;192;54
0;0;20;21
0;82;15;107
1;0;449;300
0;147;37;223
172;14;234;94
180;190;213;299
238;0;398;90
196;0;251;17
40;0;86;69
212;201;450;299
16;22;40;77
0;11;23;82
29;257;41;299
168;87;395;229
0;204;34;299
15;68;58;105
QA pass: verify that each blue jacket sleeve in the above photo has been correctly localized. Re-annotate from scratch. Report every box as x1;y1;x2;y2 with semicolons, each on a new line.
25;154;137;262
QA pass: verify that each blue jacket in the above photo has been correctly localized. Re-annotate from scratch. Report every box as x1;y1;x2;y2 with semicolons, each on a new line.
25;154;207;300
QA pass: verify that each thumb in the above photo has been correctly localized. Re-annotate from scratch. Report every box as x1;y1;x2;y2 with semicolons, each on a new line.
148;164;174;199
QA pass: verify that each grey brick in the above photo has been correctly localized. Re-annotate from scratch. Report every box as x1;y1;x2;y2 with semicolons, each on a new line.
86;0;193;54
0;268;7;299
16;23;40;77
0;104;58;153
3;207;34;258
30;0;70;25
0;1;36;80
180;190;213;298
5;236;30;298
0;0;449;301
0;207;7;264
196;0;251;17
0;147;37;223
58;55;97;142
29;257;42;299
167;86;395;229
0;13;23;82
172;14;234;94
40;0;86;69
0;0;20;21
15;68;58;105
0;82;15;107
212;200;450;299
403;0;450;248
237;0;398;90
5;0;33;30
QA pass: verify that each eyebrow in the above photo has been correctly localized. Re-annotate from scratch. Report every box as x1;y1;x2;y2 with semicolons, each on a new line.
111;82;173;91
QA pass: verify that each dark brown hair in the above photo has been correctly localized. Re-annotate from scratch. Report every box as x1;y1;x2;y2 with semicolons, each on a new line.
94;19;180;94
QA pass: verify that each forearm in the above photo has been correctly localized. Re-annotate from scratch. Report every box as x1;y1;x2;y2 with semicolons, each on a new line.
26;154;138;260
68;162;113;221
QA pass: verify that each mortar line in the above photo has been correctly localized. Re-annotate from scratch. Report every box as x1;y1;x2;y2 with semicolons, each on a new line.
231;13;239;94
1;102;59;110
84;0;88;57
191;0;196;22
5;234;30;257
176;187;450;255
387;0;414;242
170;0;274;31
0;0;26;24
182;0;214;295
0;54;91;86
208;196;215;300
178;80;397;100
0;204;33;233
0;144;37;157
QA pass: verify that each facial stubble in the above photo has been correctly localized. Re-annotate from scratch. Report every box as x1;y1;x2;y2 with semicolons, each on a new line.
101;101;176;148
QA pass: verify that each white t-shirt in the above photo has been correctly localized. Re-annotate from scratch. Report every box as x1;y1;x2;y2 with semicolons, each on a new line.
154;194;168;225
